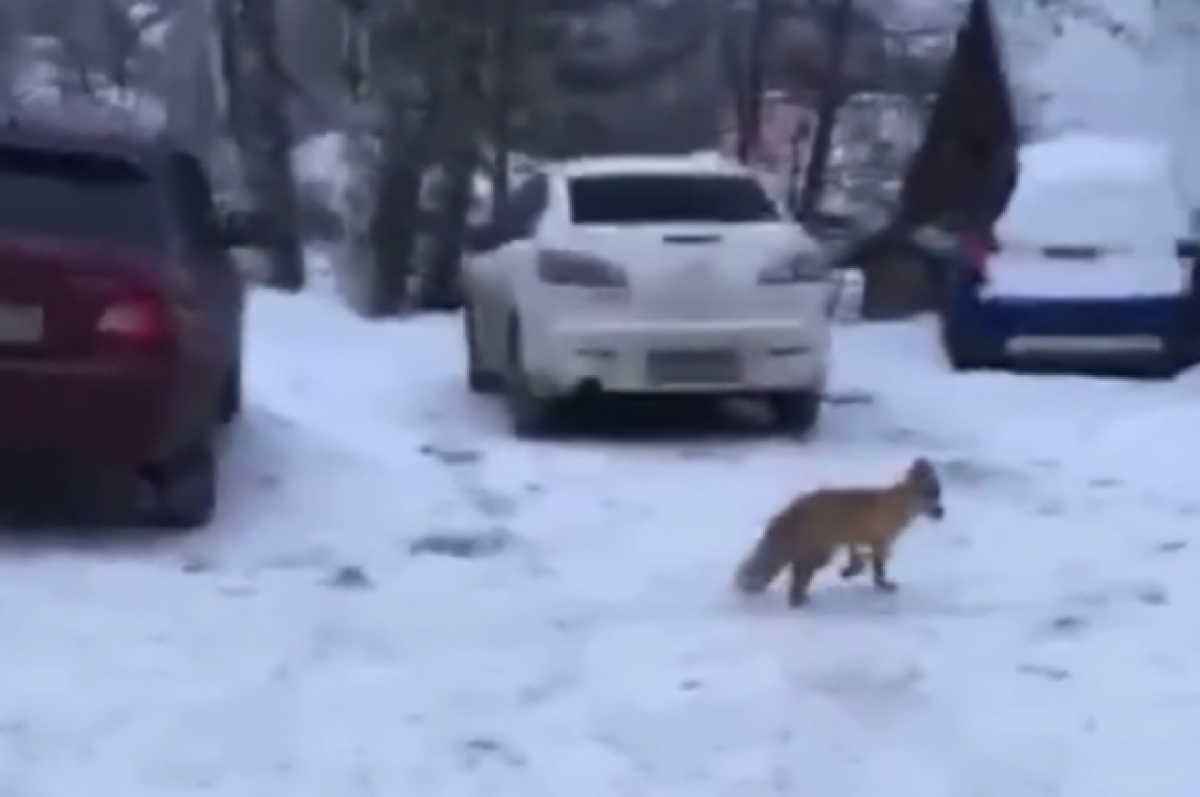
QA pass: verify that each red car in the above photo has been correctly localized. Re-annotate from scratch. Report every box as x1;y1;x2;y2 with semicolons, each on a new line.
0;120;266;528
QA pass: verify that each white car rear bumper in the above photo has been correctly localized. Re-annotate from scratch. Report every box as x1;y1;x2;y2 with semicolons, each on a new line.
523;319;829;396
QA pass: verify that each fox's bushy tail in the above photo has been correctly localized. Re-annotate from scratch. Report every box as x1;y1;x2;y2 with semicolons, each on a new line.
733;535;788;595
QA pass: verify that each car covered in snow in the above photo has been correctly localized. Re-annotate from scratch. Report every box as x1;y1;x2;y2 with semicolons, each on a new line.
0;118;267;528
460;155;834;435
935;134;1200;373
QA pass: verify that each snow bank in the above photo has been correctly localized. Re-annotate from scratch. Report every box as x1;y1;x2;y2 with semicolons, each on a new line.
294;132;541;227
992;0;1162;137
14;281;1200;796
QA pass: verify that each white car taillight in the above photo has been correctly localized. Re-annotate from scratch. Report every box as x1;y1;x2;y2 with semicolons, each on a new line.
537;249;627;288
757;252;827;285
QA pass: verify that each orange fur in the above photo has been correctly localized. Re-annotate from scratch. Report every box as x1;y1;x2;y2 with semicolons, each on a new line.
733;458;943;607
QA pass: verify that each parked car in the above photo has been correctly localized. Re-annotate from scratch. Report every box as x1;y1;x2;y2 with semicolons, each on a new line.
934;134;1200;374
460;155;833;435
0;118;267;528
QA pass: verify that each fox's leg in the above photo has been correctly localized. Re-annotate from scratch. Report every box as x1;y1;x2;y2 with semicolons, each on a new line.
840;546;867;579
787;547;831;607
787;560;819;607
868;542;897;592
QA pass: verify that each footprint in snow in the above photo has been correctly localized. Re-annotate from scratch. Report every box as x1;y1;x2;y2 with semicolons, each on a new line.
1019;663;1071;681
458;737;526;768
420;443;483;467
409;530;513;559
326;564;373;590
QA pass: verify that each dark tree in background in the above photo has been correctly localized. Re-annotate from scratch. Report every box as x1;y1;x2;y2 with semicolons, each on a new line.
719;0;948;219
360;0;454;316
723;0;772;164
237;0;1135;320
218;0;306;292
793;0;855;217
0;0;1141;327
416;0;490;311
858;0;1133;319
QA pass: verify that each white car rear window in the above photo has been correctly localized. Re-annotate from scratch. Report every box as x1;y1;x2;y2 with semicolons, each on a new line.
567;174;779;225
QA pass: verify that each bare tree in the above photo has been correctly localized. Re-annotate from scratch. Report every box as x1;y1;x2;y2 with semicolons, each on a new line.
794;0;856;217
416;0;491;310
338;0;560;316
218;0;306;291
39;0;167;100
339;0;460;316
722;0;773;163
484;0;534;220
854;0;1137;319
0;0;28;104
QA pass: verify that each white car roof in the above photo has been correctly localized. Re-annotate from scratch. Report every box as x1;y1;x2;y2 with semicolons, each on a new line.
1018;134;1170;185
549;155;757;181
999;134;1187;245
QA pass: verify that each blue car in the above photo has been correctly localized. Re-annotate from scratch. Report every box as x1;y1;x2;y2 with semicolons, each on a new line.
934;232;1200;374
930;135;1200;375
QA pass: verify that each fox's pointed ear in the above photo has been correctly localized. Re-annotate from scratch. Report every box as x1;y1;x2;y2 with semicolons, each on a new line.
910;456;935;477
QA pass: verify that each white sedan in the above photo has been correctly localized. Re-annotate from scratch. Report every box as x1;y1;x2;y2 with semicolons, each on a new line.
461;155;833;435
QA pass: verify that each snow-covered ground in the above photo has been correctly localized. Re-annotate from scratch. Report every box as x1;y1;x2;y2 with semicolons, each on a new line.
2;279;1200;796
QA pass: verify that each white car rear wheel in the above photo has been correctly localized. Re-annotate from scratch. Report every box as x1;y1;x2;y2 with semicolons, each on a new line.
464;303;501;394
768;391;821;435
504;320;559;437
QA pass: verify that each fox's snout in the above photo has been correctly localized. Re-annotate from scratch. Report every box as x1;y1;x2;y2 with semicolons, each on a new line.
908;457;944;521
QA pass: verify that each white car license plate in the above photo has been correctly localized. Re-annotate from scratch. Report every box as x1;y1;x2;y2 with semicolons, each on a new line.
1006;335;1162;355
0;303;43;343
647;349;741;385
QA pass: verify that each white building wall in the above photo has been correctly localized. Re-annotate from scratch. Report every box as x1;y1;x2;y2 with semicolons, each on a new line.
976;0;1200;224
1150;0;1200;230
988;0;1164;139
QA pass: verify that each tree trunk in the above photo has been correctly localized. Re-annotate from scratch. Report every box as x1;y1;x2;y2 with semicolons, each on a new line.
784;90;813;212
725;0;770;164
741;0;770;164
859;241;936;319
232;0;306;291
364;104;437;315
213;0;247;140
0;3;23;104
351;0;463;316
418;10;487;311
419;142;476;310
487;0;523;219
796;0;854;218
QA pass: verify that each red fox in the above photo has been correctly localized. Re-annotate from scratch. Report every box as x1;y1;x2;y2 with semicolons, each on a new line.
733;458;944;607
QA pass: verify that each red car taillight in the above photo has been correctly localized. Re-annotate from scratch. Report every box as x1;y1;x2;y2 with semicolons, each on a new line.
96;294;173;353
963;231;995;280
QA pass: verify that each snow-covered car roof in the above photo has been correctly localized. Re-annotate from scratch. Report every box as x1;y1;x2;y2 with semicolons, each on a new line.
1018;134;1172;186
998;133;1188;246
549;155;758;180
